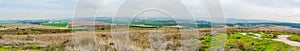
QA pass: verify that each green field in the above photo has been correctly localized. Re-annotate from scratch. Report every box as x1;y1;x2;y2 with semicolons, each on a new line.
0;22;21;24
40;22;68;27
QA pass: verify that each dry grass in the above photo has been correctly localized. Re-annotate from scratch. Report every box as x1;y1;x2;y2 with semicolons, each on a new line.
0;29;209;50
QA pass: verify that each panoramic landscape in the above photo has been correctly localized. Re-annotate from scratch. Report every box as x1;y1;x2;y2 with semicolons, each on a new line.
2;0;300;51
0;17;300;51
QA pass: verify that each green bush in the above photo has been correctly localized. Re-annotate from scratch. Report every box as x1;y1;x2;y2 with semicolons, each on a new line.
246;34;255;36
288;35;300;42
261;34;274;39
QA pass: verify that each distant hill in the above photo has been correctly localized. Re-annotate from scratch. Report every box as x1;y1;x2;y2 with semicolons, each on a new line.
67;17;300;28
71;17;284;23
226;18;285;23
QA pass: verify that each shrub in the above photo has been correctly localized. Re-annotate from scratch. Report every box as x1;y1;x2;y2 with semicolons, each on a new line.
261;34;274;39
287;35;300;42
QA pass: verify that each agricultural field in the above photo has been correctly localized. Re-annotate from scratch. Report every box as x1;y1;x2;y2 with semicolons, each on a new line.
0;22;21;24
40;22;68;27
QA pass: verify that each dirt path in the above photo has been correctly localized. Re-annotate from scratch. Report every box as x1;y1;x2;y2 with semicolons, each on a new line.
272;35;300;46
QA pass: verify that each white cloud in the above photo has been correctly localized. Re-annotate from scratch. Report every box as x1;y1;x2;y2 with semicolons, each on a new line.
222;0;300;23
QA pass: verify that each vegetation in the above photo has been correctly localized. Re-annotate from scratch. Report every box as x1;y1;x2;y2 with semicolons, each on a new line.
194;32;300;51
226;23;300;29
261;34;275;39
236;32;278;39
225;34;299;51
1;30;300;51
27;27;40;31
0;22;21;24
40;22;68;27
144;22;161;25
0;44;57;51
201;35;212;51
0;29;71;35
288;35;300;42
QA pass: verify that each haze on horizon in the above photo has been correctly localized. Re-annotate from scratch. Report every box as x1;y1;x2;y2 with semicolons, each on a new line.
1;0;300;23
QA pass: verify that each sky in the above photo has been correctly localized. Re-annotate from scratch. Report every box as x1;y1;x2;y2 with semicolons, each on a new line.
1;0;300;23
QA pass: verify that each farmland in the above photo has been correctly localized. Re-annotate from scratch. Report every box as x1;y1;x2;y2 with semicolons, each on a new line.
40;22;68;27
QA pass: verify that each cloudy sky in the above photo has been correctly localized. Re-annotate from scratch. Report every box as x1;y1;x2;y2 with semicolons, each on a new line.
1;0;300;23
